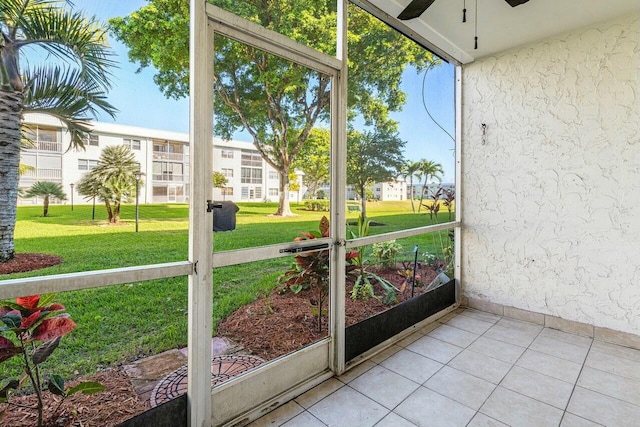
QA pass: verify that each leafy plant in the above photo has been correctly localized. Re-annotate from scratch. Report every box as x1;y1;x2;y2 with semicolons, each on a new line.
372;240;403;268
0;295;104;426
423;252;437;267
441;187;455;221
422;187;443;221
347;217;399;305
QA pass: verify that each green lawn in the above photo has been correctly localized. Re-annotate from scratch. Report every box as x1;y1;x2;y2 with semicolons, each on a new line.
1;201;454;379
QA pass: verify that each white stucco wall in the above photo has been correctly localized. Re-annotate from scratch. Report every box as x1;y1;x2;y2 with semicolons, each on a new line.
461;14;640;334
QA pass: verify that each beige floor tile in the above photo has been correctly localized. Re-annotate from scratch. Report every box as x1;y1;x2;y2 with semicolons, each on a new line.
467;335;526;364
308;386;388;427
530;335;590;364
591;340;640;362
396;331;425;348
481;386;564;427
484;323;539;347
560;412;604;427
417;321;440;335
380;349;443;384
374;412;418;427
424;366;496;410
540;328;593;348
496;317;542;331
428;324;479;348
577;366;640;406
248;401;304;427
448;349;512;384
370;344;402;364
567;386;640;427
295;378;343;409
501;366;574;409
445;315;495;335
350;365;421;409
281;411;326;427
585;349;640;382
516;349;582;384
459;309;502;324
338;360;376;384
394;387;476;427
406;335;464;364
467;413;509;427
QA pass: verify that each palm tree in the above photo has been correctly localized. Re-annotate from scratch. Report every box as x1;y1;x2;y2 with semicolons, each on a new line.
401;160;421;213
24;181;67;217
417;160;444;213
79;145;138;224
0;0;116;262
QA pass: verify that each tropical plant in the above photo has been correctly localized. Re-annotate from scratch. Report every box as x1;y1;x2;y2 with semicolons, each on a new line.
347;217;398;305
0;294;104;427
441;187;455;221
422;187;443;221
110;0;438;216
77;145;138;223
23;181;67;217
0;0;116;262
372;240;403;268
400;160;421;212
417;160;444;212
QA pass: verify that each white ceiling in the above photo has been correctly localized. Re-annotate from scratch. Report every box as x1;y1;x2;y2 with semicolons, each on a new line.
361;0;639;64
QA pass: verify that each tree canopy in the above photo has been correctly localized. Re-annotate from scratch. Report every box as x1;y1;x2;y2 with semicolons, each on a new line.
110;0;439;216
24;181;67;217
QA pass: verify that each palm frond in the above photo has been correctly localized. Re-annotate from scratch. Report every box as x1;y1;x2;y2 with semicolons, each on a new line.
13;2;115;90
22;66;117;149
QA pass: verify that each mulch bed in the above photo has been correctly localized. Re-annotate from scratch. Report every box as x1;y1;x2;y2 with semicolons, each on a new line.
0;253;63;275
1;369;148;427
218;262;441;360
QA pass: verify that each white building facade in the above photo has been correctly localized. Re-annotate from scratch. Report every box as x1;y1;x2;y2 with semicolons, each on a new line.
18;114;308;205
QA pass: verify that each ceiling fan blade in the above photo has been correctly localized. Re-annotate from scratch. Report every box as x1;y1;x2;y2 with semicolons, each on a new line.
397;0;437;20
505;0;530;6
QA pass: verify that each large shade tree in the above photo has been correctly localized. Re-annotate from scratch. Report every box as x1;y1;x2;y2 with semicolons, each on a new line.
346;125;405;219
110;0;438;216
0;0;116;261
293;128;330;199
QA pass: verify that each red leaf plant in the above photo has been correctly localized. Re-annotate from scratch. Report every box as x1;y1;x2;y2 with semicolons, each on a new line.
0;294;104;427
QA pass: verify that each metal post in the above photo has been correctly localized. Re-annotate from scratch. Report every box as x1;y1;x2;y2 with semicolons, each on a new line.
70;183;74;211
92;196;96;220
135;170;142;233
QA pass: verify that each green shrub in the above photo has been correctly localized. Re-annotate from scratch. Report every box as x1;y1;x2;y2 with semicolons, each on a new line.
372;240;403;268
303;199;330;211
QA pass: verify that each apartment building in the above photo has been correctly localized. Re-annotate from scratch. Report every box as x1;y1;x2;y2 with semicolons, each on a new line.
18;114;306;205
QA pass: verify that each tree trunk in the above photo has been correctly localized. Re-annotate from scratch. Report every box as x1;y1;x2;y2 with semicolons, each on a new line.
43;196;50;217
359;184;367;220
0;91;23;262
112;201;121;223
274;170;294;216
409;177;415;213
418;178;428;212
105;201;114;222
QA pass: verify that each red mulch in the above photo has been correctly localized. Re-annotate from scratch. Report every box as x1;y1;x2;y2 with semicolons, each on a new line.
0;369;148;427
218;262;440;360
0;253;63;275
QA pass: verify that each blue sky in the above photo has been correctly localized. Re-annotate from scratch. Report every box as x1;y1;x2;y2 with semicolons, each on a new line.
72;1;455;182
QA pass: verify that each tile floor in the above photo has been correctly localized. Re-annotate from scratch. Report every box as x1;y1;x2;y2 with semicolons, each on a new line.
248;308;640;427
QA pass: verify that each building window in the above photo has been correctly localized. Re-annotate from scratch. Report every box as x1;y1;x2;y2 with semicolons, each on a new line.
255;187;262;199
153;161;183;181
268;171;278;180
221;187;233;196
241;187;249;199
84;134;99;146
78;159;98;171
153;186;167;196
241;167;262;184
268;188;278;196
221;168;233;177
124;138;141;150
221;149;234;159
241;150;262;167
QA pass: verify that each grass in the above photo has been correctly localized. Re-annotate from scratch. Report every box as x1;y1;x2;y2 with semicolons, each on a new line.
1;201;454;379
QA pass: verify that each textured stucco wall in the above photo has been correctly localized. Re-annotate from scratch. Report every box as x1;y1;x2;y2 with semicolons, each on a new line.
461;14;640;334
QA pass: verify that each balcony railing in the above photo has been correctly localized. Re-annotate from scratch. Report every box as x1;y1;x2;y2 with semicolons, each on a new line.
153;151;184;161
21;168;62;180
36;140;62;152
153;174;185;182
